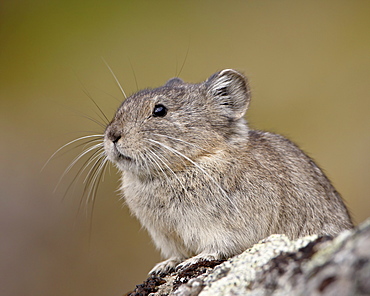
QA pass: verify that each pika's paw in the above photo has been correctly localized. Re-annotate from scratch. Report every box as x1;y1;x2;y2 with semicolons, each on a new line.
176;253;221;271
149;257;183;276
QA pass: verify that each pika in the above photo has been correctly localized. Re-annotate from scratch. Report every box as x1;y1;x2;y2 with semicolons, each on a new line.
104;69;353;275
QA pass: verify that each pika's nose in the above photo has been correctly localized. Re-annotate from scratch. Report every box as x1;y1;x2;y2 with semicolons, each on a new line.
106;128;122;143
112;135;121;144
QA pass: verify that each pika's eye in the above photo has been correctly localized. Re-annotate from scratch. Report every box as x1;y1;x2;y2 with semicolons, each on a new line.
152;104;167;117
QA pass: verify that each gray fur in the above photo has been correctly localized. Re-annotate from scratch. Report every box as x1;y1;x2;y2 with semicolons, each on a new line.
104;69;353;275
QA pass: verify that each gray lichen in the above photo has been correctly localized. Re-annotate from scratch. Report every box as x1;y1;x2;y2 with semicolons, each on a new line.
127;218;370;296
199;234;321;296
199;219;370;296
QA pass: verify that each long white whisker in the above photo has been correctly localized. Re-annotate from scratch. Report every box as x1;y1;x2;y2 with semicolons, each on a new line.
66;143;104;176
100;157;110;183
86;156;109;205
138;151;152;176
149;140;188;169
92;158;109;198
52;138;104;164
146;151;179;198
148;139;238;212
78;152;106;207
152;133;211;153
102;57;127;99
54;143;104;192
146;149;188;197
79;138;105;150
82;149;106;184
145;150;165;175
148;149;178;185
62;148;104;201
42;134;104;171
152;133;227;164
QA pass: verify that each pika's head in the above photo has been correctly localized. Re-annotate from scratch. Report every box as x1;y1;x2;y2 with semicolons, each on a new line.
104;69;250;175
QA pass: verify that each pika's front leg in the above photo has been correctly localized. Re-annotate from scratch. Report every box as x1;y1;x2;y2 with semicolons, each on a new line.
149;256;184;276
145;228;188;276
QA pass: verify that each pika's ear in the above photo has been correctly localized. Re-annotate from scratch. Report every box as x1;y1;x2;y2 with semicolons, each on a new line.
165;77;184;86
205;69;250;119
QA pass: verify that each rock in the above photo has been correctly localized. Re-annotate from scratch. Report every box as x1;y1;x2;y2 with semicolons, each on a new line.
125;218;370;296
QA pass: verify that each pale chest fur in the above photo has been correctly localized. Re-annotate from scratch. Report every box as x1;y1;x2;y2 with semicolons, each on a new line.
119;160;271;259
121;169;226;230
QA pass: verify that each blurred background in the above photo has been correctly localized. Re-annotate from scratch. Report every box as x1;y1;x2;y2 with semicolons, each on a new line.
0;1;369;295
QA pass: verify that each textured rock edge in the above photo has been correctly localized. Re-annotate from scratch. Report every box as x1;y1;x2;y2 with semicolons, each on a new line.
125;218;370;296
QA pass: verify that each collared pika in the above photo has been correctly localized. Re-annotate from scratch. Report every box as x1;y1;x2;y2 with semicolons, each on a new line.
104;69;353;275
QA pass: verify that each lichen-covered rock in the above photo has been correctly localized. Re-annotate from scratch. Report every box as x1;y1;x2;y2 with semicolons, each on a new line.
125;218;370;296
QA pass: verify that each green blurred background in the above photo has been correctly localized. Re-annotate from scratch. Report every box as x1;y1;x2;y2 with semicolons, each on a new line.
0;1;369;295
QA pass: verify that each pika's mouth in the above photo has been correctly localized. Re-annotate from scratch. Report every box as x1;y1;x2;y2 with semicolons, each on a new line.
117;152;132;162
104;138;133;164
111;142;133;163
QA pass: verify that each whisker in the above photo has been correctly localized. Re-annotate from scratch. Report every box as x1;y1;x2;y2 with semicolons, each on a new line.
128;59;139;91
87;158;109;236
152;133;210;153
86;156;108;204
146;149;189;199
79;114;107;129
90;155;108;188
102;57;127;99
176;44;190;78
52;138;103;161
42;134;104;171
61;148;104;202
152;133;228;164
66;143;104;176
148;139;189;169
81;89;110;124
54;143;104;192
100;157;111;183
135;150;151;176
146;149;174;183
74;70;110;123
78;152;107;212
95;88;121;103
147;139;238;212
82;149;106;185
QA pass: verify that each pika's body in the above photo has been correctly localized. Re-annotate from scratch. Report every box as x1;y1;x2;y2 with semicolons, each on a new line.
104;69;352;274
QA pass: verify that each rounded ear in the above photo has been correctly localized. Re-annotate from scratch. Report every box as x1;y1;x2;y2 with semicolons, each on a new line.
165;77;184;86
205;69;250;119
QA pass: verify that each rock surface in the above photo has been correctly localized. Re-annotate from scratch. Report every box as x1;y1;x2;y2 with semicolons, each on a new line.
125;218;370;296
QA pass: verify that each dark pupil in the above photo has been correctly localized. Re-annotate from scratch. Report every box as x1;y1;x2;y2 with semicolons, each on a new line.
153;104;167;117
